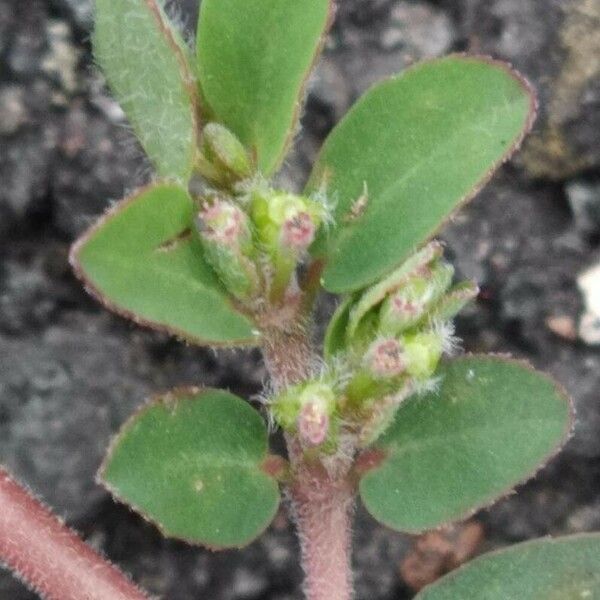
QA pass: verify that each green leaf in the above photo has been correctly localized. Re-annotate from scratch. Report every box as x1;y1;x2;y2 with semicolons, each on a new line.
197;0;333;175
323;296;352;360
359;355;571;533
100;388;281;548
70;182;258;346
415;534;600;600
307;56;536;293
94;0;198;181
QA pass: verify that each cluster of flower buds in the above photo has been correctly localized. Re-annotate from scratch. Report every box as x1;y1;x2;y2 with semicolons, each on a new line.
269;242;477;452
189;122;330;305
339;241;478;443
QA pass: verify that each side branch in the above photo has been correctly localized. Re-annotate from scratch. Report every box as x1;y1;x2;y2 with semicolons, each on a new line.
0;466;150;600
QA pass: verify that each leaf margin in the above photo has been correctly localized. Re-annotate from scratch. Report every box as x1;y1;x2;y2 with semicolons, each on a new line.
308;53;539;293
94;0;202;182
414;532;600;599
69;182;260;348
97;385;283;550
357;353;573;535
196;0;337;175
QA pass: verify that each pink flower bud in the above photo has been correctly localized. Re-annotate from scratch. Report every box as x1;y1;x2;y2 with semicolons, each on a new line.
297;402;330;447
391;295;424;319
365;338;406;379
195;200;247;247
280;211;316;252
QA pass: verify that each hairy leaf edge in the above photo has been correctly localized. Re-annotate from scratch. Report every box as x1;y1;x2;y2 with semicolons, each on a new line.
414;532;600;598
358;353;574;535
95;0;202;181
268;0;337;175
309;53;538;293
69;182;260;348
142;0;203;179
97;386;282;550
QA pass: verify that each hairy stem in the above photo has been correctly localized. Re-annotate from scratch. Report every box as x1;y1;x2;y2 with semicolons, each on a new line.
289;460;355;600
0;466;150;600
263;315;355;600
262;317;316;391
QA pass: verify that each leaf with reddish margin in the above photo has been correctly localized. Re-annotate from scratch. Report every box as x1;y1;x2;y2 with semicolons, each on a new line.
359;355;572;533
307;55;537;293
416;534;600;600
100;388;282;549
197;0;334;175
70;182;258;346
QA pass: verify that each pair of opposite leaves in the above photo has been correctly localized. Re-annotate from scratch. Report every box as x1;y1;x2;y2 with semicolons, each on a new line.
73;0;573;578
75;0;536;346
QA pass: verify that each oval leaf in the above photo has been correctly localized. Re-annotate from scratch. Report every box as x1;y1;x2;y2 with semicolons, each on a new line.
94;0;199;181
197;0;333;175
100;388;281;548
70;182;258;346
359;355;571;533
416;534;600;600
307;56;536;293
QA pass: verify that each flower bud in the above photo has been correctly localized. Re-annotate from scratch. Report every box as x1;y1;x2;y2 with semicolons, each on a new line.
364;338;406;379
195;199;259;301
297;402;330;447
201;122;252;183
250;190;325;300
281;211;316;252
378;262;454;335
403;330;444;380
251;191;323;253
195;199;251;250
346;241;444;342
296;382;336;448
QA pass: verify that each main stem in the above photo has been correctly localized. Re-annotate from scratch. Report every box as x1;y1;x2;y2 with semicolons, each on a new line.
263;319;355;600
0;466;150;600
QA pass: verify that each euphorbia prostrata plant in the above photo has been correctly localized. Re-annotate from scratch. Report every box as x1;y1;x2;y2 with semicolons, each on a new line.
3;1;600;599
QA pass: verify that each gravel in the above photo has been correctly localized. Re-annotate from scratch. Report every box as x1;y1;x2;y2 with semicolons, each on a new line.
2;0;600;598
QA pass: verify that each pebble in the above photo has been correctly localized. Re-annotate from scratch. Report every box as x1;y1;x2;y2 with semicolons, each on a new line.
577;262;600;345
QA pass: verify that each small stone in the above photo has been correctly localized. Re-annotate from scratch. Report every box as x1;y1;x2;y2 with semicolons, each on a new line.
577;263;600;345
566;179;600;235
385;2;454;56
41;20;80;96
546;315;578;341
0;86;28;135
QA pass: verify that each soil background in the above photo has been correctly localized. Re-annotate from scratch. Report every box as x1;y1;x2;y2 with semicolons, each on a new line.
2;0;600;598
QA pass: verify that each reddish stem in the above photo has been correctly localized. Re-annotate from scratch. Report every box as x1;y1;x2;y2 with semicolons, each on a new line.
0;466;150;600
263;320;355;600
289;461;355;600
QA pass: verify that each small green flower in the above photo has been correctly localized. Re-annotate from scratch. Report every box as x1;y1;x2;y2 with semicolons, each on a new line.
403;329;445;380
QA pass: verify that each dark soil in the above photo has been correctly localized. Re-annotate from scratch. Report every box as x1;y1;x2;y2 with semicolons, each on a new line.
1;0;600;598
